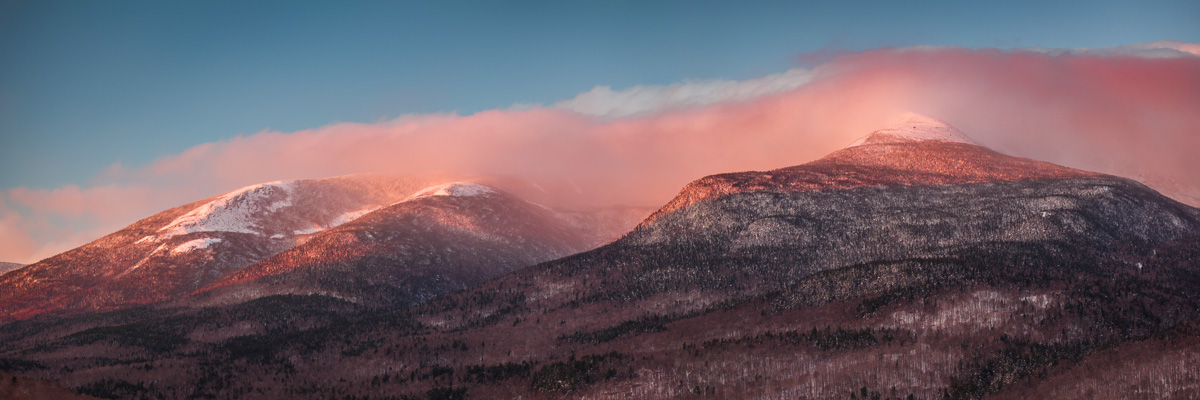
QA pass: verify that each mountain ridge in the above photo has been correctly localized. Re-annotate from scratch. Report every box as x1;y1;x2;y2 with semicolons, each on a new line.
641;115;1101;227
189;182;641;308
0;174;447;321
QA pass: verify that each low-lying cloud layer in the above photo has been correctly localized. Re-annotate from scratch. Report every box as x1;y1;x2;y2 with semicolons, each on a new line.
3;42;1198;264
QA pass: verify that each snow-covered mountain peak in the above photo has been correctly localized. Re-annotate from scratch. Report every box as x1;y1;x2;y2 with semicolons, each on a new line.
155;181;297;240
849;113;977;147
406;182;496;201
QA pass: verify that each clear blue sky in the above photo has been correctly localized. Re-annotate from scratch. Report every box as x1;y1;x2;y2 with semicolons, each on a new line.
2;0;1198;189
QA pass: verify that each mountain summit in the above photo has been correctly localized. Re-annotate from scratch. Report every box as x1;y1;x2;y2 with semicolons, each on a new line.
191;182;609;308
0;174;433;321
848;112;977;147
641;114;1097;225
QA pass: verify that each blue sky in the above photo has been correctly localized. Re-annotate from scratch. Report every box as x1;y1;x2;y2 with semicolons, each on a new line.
2;0;1198;190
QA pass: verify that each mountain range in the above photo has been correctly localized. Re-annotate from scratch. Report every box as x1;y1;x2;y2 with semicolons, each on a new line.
0;114;1196;399
192;182;618;309
0;175;646;322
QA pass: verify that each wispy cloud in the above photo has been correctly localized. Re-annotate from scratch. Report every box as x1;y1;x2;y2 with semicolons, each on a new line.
3;42;1198;264
1031;40;1200;58
550;68;814;119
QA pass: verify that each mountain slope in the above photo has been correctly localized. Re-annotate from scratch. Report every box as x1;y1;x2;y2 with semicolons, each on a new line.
641;114;1099;225
0;174;441;321
192;182;633;308
0;371;100;400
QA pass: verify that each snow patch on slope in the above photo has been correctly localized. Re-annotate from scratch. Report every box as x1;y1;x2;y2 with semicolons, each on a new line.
849;113;977;147
156;181;296;240
171;238;223;255
291;227;322;236
292;207;380;235
121;243;169;276
330;207;379;226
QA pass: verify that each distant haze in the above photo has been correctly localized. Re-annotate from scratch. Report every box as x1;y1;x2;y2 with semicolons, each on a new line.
2;43;1198;264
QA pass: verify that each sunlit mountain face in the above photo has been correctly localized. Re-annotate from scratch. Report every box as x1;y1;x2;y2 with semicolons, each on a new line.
0;174;648;322
1;116;1198;399
0;174;434;321
190;182;644;309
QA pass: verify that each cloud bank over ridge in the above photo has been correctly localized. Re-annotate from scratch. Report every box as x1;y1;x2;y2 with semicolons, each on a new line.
2;43;1198;264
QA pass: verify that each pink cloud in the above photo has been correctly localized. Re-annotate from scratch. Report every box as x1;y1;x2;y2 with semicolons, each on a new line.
0;195;134;264
7;184;162;221
3;44;1198;264
0;200;39;264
